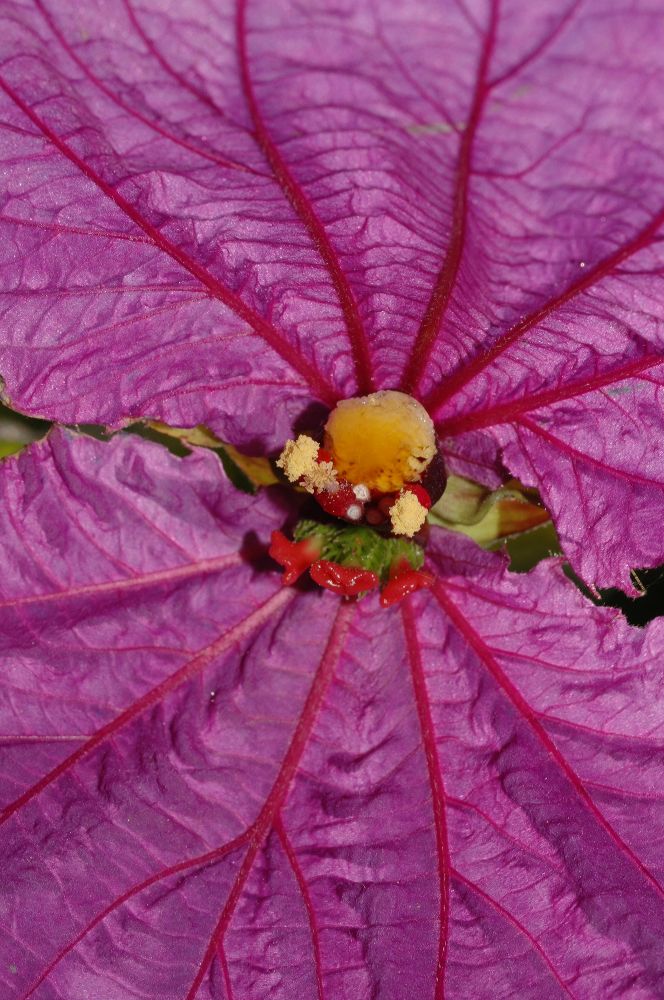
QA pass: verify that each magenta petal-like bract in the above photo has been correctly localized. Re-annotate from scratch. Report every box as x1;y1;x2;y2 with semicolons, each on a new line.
1;1;664;586
1;431;663;998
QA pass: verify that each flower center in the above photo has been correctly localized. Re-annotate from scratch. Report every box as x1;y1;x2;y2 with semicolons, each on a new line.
276;390;443;539
270;391;445;606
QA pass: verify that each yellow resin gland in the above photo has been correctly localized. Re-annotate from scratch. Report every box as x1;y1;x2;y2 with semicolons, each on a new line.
324;390;436;493
276;435;337;493
389;490;428;537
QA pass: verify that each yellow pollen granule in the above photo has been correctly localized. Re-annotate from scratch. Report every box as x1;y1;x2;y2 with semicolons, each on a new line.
302;461;338;493
389;490;428;537
276;435;337;493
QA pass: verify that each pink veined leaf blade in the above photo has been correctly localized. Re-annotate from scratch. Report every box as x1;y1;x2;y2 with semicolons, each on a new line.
0;432;663;997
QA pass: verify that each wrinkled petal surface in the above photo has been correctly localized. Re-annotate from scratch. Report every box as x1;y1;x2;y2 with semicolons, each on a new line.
1;431;663;998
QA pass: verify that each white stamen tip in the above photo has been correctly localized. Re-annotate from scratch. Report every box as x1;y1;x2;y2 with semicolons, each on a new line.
346;504;362;521
352;484;371;501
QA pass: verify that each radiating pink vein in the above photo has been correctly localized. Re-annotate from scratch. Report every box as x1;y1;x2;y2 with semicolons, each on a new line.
218;944;235;1000
275;814;325;1000
184;601;354;1000
0;588;293;825
539;711;664;748
33;0;253;174
124;0;374;393
235;0;374;394
0;283;208;299
445;793;566;875
517;416;664;489
0;75;337;405
400;0;499;395
435;352;664;436
434;583;664;903
0;211;153;244
0;734;88;745
451;869;576;998
401;600;450;1000
127;0;371;395
0;552;241;610
425;207;664;418
122;0;237;121
19;829;252;1000
488;0;581;89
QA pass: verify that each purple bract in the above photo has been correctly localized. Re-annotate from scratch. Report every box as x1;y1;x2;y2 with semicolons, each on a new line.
0;0;663;996
1;432;663;998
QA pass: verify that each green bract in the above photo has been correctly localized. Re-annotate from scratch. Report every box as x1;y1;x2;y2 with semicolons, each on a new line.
293;518;424;582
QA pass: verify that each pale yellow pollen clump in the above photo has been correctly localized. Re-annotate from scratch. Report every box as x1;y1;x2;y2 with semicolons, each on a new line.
276;435;337;493
303;461;338;493
389;490;429;537
324;390;436;493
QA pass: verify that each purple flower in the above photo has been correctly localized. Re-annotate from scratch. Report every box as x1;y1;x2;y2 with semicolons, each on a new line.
0;1;663;996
